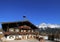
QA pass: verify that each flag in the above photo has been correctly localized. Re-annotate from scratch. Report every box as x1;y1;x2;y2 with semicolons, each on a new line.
23;16;26;18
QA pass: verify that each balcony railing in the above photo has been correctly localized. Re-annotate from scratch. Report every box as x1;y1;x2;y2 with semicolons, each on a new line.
3;31;39;35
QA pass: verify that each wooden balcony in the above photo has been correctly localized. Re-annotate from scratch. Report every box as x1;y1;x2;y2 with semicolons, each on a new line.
3;32;39;35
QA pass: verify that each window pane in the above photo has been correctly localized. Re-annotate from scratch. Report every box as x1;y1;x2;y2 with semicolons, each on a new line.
9;28;14;32
24;30;26;32
15;29;19;32
21;30;23;32
28;30;30;32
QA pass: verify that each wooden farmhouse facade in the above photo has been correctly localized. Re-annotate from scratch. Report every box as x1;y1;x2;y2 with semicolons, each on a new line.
2;20;39;40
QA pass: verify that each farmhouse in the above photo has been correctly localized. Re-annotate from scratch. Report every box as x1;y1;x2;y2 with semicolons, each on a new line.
2;20;39;40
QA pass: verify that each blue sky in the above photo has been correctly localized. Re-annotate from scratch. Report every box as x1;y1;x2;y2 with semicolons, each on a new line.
0;0;60;28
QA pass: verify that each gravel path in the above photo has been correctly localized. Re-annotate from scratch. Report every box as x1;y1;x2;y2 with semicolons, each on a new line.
0;39;54;42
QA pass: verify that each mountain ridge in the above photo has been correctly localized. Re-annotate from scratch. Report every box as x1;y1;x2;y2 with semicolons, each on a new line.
37;23;60;28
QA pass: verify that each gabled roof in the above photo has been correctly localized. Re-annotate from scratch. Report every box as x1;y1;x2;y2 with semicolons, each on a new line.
2;20;38;31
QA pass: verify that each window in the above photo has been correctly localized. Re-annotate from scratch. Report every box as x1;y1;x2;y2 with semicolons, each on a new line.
9;35;15;39
32;30;34;32
28;30;30;32
24;30;26;32
15;29;19;32
21;30;23;32
9;28;14;32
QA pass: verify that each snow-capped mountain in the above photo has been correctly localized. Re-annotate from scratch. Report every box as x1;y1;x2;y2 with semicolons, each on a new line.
38;23;47;28
38;23;60;28
36;23;60;34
